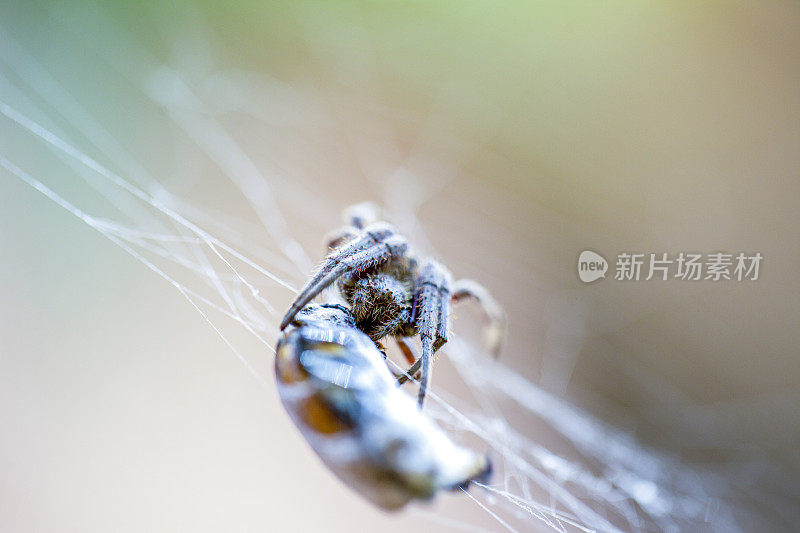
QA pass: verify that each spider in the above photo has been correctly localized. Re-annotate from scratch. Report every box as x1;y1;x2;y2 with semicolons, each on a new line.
280;202;505;407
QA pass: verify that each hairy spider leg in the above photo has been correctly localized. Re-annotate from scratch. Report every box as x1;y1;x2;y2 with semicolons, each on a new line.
324;202;383;251
324;227;358;252
280;225;407;330
451;279;507;359
397;280;505;387
413;259;452;408
283;222;395;327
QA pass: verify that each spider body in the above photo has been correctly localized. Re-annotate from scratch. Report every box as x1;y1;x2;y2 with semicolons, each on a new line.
280;203;505;407
338;260;417;342
276;303;491;510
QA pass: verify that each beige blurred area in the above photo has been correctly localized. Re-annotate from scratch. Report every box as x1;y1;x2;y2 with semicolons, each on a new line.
1;1;799;531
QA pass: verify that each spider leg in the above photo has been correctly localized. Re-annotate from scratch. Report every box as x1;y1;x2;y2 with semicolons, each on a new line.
451;279;506;359
395;337;416;365
397;357;422;385
280;223;407;330
324;227;358;252
395;337;421;384
413;260;452;408
343;201;381;230
324;203;382;251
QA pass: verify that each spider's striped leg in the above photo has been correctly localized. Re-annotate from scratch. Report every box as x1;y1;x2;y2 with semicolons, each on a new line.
452;279;506;359
280;223;406;330
414;260;453;408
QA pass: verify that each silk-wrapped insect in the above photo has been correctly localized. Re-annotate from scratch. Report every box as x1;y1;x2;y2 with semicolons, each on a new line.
276;303;491;510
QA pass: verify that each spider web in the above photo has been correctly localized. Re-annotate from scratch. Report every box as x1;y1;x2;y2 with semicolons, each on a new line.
0;4;794;532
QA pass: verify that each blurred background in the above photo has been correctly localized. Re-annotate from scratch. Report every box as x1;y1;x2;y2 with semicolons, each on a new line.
1;1;798;531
